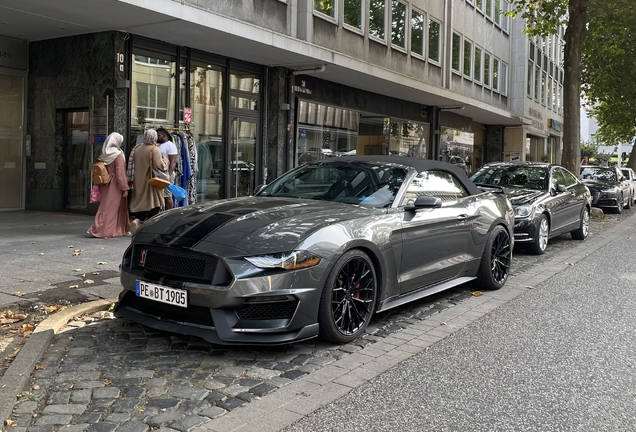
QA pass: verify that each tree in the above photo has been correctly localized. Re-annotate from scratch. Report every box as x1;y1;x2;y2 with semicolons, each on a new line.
508;0;587;175
580;141;597;160
581;0;636;169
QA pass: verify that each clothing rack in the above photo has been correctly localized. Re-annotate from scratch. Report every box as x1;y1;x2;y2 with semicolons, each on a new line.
140;123;194;131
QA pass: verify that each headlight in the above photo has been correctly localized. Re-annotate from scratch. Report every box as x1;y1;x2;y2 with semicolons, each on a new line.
600;191;609;198
245;250;322;270
514;205;533;218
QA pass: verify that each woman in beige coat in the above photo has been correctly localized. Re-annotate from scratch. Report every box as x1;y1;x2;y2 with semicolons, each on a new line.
129;129;168;233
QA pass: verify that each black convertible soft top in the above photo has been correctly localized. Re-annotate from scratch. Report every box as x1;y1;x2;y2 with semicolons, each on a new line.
312;155;482;196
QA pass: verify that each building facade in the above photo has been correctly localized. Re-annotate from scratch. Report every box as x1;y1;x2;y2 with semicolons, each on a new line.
0;0;563;212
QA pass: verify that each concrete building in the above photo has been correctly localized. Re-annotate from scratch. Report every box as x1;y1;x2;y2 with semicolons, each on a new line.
0;0;563;212
581;106;599;144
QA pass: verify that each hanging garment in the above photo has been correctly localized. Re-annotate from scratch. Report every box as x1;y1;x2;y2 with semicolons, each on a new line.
186;133;198;205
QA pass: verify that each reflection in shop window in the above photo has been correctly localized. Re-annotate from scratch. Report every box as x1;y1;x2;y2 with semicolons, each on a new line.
428;19;440;63
344;0;362;29
131;49;176;127
369;0;386;40
391;1;406;48
440;128;474;174
411;10;424;56
387;119;429;159
230;71;260;93
136;83;169;120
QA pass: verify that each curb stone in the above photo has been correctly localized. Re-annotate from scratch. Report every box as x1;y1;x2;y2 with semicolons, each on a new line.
0;298;117;427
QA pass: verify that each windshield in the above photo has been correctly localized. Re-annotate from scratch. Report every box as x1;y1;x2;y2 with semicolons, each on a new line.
580;167;617;182
257;162;408;208
470;165;548;190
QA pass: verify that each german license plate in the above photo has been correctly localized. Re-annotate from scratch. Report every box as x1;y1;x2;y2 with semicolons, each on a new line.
135;280;188;308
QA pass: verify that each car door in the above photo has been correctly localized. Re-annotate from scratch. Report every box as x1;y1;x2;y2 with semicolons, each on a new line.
548;167;573;231
396;170;473;294
560;167;587;227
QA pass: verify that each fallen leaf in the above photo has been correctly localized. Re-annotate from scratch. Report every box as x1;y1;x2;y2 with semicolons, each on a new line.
97;261;107;265
12;292;23;297
525;285;534;289
44;305;60;313
73;252;81;256
103;379;112;385
19;280;25;283
0;318;21;324
5;419;15;427
81;274;85;277
92;272;99;275
84;279;94;284
472;291;484;297
74;269;82;272
440;322;447;326
32;385;40;390
19;323;35;335
68;245;74;248
73;249;82;253
35;364;47;370
38;253;44;256
7;348;20;358
69;285;79;289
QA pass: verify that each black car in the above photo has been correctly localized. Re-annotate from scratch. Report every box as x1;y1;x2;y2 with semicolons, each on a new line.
581;165;632;213
470;162;591;255
115;156;514;345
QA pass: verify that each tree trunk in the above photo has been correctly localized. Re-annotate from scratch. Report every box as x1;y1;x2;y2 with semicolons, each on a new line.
561;0;588;175
627;145;636;171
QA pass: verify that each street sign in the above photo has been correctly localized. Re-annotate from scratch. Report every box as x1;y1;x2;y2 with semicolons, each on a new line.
184;107;192;125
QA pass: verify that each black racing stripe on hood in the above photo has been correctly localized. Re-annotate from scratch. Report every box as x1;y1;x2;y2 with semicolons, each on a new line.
150;212;236;248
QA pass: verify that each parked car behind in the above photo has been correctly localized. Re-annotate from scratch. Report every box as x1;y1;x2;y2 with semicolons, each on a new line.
116;156;514;345
470;162;591;255
580;165;631;214
620;167;636;207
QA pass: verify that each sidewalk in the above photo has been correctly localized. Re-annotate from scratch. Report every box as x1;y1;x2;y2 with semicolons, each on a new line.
0;209;633;432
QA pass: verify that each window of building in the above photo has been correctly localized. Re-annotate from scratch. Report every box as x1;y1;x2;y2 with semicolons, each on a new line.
558;84;563;114
502;0;510;32
486;0;493;20
411;9;425;57
500;62;508;95
492;58;499;91
541;71;547;105
474;46;482;83
463;40;472;78
534;66;540;100
527;61;533;97
476;0;483;12
494;0;501;26
484;52;491;87
428;19;441;63
314;0;335;18
369;0;386;40
552;80;557;111
132;49;176;127
452;32;461;72
344;0;363;29
391;0;407;48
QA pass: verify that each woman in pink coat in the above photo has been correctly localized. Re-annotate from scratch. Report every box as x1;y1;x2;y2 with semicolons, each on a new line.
88;132;130;238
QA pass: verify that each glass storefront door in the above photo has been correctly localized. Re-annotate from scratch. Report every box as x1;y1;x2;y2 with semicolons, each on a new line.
0;73;24;209
64;111;91;209
230;118;257;198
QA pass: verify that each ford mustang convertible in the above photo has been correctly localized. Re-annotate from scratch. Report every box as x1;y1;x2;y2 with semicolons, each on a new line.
115;156;514;345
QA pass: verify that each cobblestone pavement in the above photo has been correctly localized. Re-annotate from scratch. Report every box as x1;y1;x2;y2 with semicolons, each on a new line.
5;214;620;432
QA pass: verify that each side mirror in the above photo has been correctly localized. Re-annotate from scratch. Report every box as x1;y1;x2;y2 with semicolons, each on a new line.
405;195;443;211
556;184;567;193
253;184;267;195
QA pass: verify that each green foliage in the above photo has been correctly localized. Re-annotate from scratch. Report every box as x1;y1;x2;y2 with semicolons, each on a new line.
580;142;598;159
582;0;636;144
314;0;335;17
507;0;569;37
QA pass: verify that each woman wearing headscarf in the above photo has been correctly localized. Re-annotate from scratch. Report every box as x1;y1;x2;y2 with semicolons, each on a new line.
88;132;130;238
128;129;168;233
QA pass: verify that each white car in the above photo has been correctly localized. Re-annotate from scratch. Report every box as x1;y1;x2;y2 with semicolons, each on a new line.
620;167;636;206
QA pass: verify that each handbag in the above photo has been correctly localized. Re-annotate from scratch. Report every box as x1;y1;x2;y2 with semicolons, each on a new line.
90;184;101;203
148;146;171;189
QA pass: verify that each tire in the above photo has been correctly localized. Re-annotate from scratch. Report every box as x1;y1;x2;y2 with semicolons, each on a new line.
318;249;378;344
528;214;549;255
615;194;624;214
571;206;590;240
625;192;632;209
477;225;511;290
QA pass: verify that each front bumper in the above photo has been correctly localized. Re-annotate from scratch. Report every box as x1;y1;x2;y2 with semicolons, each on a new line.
114;244;331;345
512;217;537;243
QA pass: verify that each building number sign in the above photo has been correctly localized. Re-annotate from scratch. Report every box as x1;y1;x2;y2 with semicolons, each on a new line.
116;52;125;73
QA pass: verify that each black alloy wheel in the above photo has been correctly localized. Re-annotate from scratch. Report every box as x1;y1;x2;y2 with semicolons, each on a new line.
477;225;511;290
318;250;377;343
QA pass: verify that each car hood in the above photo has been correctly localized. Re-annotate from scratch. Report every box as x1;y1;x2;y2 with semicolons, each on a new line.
137;197;380;255
581;179;617;191
504;188;546;206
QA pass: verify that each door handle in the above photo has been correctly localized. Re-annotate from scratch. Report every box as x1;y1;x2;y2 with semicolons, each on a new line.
457;214;469;221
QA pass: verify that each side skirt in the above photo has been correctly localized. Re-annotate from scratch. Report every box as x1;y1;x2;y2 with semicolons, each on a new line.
376;277;477;313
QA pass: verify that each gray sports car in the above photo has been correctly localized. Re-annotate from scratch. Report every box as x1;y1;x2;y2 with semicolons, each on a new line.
115;156;514;345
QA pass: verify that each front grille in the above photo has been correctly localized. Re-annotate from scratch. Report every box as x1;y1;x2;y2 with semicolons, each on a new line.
134;245;218;283
122;292;213;326
590;191;599;204
235;301;298;321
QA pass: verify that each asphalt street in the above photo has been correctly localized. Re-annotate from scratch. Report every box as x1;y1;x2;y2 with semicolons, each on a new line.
286;214;636;431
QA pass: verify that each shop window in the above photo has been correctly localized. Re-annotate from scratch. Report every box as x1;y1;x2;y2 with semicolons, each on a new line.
410;9;425;57
500;62;508;95
314;0;335;18
131;49;176;126
492;58;499;91
387;119;430;159
463;39;472;78
428;19;441;63
344;0;363;29
369;0;386;41
391;1;406;48
484;52;491;87
474;46;482;83
452;32;461;73
230;71;260;94
231;96;258;111
440;127;474;174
